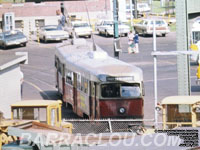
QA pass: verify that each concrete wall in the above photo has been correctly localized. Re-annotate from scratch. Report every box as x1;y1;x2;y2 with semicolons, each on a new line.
0;64;22;118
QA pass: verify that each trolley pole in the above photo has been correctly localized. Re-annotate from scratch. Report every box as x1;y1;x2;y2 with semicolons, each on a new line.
113;0;119;59
153;20;158;129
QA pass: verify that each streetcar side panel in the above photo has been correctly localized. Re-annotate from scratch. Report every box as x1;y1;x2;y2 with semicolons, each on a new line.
75;74;90;117
64;69;74;105
56;57;65;96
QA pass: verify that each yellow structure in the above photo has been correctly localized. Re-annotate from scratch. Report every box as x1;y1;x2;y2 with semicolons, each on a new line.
197;65;200;79
0;100;73;150
157;96;200;129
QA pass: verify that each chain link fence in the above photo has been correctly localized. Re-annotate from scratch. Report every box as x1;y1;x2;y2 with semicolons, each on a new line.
63;119;154;134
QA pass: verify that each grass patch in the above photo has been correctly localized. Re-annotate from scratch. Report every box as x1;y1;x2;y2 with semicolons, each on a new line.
152;1;165;14
169;23;176;32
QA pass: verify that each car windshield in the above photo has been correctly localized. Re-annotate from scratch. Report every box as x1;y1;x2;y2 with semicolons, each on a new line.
104;21;113;26
150;20;165;25
44;26;61;31
138;4;147;8
4;31;21;38
73;23;89;28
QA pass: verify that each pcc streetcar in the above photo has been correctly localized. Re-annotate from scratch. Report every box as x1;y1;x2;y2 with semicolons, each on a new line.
55;39;144;119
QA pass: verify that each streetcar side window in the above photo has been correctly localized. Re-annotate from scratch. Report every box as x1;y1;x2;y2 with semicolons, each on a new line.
55;56;58;68
58;61;62;73
66;70;73;85
81;77;89;94
77;73;81;90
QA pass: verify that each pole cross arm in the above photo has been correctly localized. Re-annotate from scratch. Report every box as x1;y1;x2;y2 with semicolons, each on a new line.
151;51;200;56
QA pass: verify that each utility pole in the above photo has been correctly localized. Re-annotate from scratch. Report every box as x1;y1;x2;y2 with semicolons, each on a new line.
113;0;119;59
129;0;133;29
133;0;138;19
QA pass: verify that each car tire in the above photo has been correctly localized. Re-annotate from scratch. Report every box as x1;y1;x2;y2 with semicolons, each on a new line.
162;34;166;37
43;37;47;43
142;31;146;37
105;30;108;37
3;44;7;50
88;35;91;38
23;43;26;47
135;29;139;34
124;33;128;37
196;55;199;65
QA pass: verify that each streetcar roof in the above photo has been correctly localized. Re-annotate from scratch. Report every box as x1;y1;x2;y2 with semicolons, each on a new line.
55;39;143;82
161;96;200;105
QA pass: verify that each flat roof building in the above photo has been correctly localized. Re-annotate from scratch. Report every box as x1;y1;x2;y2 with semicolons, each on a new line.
0;52;27;118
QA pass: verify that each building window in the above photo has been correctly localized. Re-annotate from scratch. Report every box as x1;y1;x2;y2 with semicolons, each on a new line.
35;19;45;28
15;20;22;28
0;21;2;30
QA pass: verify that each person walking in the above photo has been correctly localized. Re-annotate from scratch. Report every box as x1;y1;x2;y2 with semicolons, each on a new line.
134;34;139;53
128;30;135;54
56;10;66;29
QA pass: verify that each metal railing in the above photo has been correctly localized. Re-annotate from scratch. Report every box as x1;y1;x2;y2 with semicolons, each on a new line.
63;119;154;134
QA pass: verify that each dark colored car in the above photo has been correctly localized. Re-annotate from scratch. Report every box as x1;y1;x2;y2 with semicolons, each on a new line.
0;30;27;49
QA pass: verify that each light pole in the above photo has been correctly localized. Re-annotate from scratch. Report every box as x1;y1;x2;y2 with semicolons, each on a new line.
113;0;119;59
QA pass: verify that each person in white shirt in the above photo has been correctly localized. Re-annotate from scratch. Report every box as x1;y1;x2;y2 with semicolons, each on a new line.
128;30;135;53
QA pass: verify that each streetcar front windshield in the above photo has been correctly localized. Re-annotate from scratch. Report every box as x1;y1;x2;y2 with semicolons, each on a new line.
101;83;141;98
192;31;200;44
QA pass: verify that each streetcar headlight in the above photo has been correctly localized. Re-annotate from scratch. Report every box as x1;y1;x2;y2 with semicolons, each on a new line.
119;107;126;114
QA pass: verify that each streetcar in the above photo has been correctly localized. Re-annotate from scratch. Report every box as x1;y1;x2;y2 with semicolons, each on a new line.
55;39;145;119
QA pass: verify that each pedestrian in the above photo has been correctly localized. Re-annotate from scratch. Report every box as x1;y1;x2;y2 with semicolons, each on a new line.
128;30;135;54
134;34;139;53
56;10;66;29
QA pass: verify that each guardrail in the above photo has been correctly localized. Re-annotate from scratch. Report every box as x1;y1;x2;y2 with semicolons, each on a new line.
63;119;155;134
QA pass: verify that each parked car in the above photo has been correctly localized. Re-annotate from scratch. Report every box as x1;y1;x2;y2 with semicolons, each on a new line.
39;25;69;43
69;21;92;38
0;30;27;49
133;19;170;37
96;20;130;37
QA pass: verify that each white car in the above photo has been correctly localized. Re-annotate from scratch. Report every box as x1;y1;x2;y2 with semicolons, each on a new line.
96;20;130;37
39;25;69;43
133;19;170;37
70;21;92;38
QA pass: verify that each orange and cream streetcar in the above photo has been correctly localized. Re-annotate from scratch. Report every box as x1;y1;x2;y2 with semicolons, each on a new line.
55;39;145;119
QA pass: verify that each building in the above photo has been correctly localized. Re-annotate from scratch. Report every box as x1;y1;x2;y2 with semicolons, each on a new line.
0;52;27;118
0;0;128;36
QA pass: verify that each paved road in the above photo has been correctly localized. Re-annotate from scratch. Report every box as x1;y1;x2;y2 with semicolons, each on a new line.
2;32;199;121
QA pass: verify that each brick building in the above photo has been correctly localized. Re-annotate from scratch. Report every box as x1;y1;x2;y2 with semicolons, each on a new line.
0;0;127;35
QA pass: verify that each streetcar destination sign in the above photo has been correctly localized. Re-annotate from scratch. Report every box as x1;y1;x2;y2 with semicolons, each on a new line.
106;76;134;82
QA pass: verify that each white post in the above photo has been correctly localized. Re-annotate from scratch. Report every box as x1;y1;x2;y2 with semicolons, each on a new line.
130;0;133;30
153;20;158;128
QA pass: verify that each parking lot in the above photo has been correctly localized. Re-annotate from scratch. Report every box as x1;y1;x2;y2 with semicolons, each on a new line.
1;31;199;121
